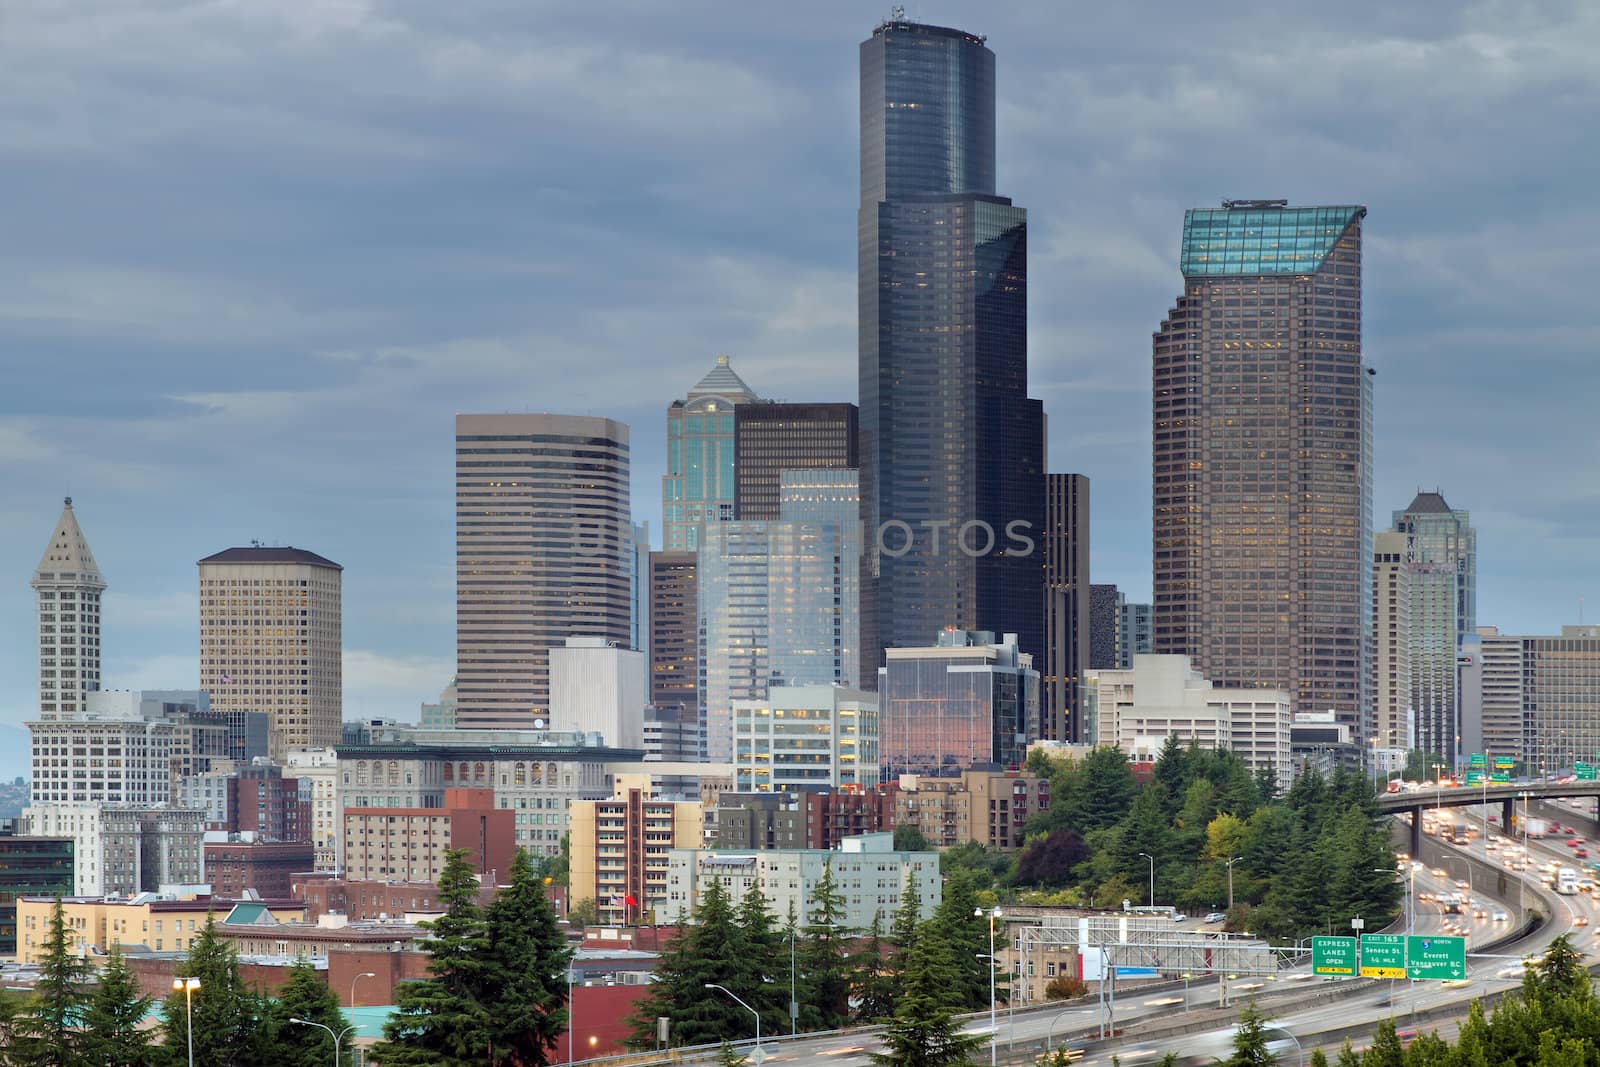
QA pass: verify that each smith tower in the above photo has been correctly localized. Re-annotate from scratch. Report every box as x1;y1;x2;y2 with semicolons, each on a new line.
858;17;1044;679
31;498;105;719
1152;201;1373;736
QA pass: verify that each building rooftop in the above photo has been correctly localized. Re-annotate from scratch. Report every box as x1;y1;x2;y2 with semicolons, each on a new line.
1402;490;1454;514
1181;203;1366;277
684;356;760;403
33;497;105;587
196;546;342;570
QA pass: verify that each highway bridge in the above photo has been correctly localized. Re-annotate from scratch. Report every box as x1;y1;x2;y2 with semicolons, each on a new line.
1376;780;1600;855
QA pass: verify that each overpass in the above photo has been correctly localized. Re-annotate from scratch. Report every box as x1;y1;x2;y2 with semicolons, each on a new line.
1377;780;1600;854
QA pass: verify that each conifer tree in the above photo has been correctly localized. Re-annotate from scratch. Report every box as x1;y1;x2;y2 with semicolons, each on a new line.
1219;1002;1279;1066
797;862;854;1031
375;849;493;1065
162;914;272;1067
627;878;754;1049
852;910;897;1024
927;871;993;1012
870;931;981;1067
483;849;573;1066
734;883;787;1037
271;958;350;1067
79;947;157;1067
15;898;91;1067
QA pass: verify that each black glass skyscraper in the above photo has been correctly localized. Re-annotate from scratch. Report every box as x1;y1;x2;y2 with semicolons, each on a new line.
859;18;1045;681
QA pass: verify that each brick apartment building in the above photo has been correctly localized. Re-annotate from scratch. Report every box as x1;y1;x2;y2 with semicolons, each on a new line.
342;787;515;884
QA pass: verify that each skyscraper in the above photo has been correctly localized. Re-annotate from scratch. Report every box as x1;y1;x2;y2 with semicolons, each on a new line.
648;551;698;720
31;498;105;720
1392;491;1476;761
198;546;343;759
858;17;1045;681
663;357;760;552
1088;584;1125;671
1152;201;1373;735
1043;474;1090;741
734;402;858;520
455;413;632;729
1373;529;1414;754
699;470;861;761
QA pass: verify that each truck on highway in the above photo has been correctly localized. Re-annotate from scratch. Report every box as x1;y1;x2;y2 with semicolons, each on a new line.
1525;817;1550;839
1444;819;1472;845
1557;867;1580;895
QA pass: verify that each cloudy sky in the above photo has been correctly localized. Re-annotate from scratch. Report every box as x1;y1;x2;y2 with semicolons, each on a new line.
2;1;1597;771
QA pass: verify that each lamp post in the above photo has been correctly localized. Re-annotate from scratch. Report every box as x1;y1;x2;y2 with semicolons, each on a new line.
1225;857;1243;913
1138;853;1155;907
1262;1022;1304;1067
567;964;579;1064
787;925;798;1036
289;1016;356;1067
172;977;200;1067
705;984;760;1060
975;906;1001;1067
350;971;375;1008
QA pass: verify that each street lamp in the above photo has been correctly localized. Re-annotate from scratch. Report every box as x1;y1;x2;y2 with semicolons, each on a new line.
975;907;1002;1067
1225;857;1243;913
1137;853;1155;907
350;971;375;1007
1262;1022;1304;1067
786;926;799;1035
172;977;200;1067
289;1016;356;1067
1374;866;1415;933
705;984;760;1060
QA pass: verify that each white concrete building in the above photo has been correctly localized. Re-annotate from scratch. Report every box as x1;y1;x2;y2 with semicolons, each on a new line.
662;832;939;929
732;685;878;792
1092;655;1292;783
198;546;343;760
21;804;205;898
31;498;105;720
549;637;646;749
284;747;340;871
29;710;178;807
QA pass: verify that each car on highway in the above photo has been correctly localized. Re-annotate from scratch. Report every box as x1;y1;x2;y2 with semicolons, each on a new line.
1493;909;1510;922
1575;915;1591;927
1430;867;1449;877
1578;849;1590;859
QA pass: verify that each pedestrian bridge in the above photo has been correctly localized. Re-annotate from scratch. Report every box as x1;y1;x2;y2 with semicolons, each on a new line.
1375;780;1600;854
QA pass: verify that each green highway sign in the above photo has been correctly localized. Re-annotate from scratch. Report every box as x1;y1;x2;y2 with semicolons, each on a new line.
1360;934;1406;979
1469;753;1486;768
1311;936;1358;976
1465;770;1486;786
1406;935;1467;980
1491;773;1511;784
1494;756;1516;772
1578;763;1598;781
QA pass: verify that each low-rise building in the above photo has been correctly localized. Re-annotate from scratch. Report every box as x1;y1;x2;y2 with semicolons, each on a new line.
204;837;315;899
18;804;205;897
663;832;938;929
887;769;1050;850
0;835;74;955
15;891;305;963
283;747;339;870
570;788;702;925
732;684;878;793
342;787;514;885
219;910;425;961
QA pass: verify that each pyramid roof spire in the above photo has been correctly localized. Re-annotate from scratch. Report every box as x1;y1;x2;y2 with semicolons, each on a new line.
1402;489;1454;515
686;355;760;403
32;497;106;590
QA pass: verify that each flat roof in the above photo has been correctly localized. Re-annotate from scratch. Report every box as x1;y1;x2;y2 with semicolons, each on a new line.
197;546;342;570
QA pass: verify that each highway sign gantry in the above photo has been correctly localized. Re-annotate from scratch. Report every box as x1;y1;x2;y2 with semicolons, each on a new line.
1359;934;1406;979
1311;936;1357;976
1406;935;1467;980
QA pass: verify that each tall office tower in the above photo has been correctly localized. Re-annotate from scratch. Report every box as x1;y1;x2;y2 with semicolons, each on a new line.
199;546;343;760
455;414;632;729
858;18;1046;683
699;470;861;761
32;498;105;720
1372;529;1414;754
663;357;761;552
734;402;859;520
1152;201;1373;735
1043;474;1090;741
1392;491;1476;761
648;552;698;720
1121;601;1153;662
1088;584;1125;670
1461;625;1600;769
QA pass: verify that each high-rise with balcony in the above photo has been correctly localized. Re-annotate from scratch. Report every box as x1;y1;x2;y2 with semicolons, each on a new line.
455;414;632;729
1391;490;1476;761
662;357;760;552
198;546;342;760
32;498;105;720
1152;201;1373;735
859;18;1045;682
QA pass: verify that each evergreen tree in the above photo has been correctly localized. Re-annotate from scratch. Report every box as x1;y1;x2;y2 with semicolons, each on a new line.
927;872;993;1012
162;915;272;1067
1220;1002;1280;1066
797;862;855;1031
483;849;573;1066
870;933;982;1067
375;849;493;1066
852;910;897;1025
627;879;754;1049
270;958;349;1067
733;882;786;1037
15;897;91;1067
80;947;157;1067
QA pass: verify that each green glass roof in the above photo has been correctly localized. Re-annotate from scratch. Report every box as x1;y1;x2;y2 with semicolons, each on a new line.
1181;203;1365;277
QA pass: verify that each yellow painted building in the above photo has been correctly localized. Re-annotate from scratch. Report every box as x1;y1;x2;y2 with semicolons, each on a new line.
16;893;306;964
570;788;702;925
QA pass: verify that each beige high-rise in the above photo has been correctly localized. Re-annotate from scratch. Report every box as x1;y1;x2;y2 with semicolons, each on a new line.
31;498;105;720
1372;529;1413;753
198;547;343;760
455;414;632;729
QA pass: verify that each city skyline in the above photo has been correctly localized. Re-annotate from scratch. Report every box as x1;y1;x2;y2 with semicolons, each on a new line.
2;3;1596;764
